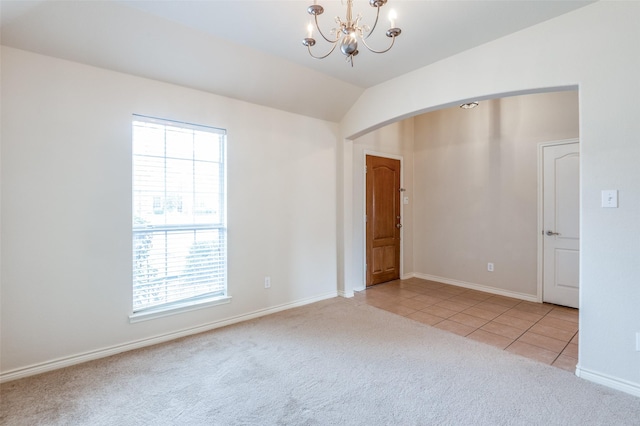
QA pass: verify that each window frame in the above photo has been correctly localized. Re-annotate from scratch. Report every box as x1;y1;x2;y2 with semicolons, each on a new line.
129;115;230;322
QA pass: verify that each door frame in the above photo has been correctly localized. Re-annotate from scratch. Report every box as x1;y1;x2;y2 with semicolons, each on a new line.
363;150;404;288
536;138;580;305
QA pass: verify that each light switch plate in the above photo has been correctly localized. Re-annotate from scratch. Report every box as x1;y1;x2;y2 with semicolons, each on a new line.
403;196;409;205
601;190;618;208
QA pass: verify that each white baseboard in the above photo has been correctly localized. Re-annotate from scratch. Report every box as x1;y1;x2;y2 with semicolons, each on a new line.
347;273;420;293
576;366;640;398
0;291;338;383
354;273;537;303
338;290;354;298
413;273;539;302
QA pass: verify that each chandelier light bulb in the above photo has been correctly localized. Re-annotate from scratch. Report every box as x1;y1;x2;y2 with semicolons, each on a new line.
388;9;397;28
307;22;314;38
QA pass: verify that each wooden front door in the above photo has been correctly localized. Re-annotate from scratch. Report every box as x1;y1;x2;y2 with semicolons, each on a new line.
366;155;401;286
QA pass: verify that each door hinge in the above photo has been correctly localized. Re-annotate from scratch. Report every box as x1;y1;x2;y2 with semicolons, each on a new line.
365;165;367;173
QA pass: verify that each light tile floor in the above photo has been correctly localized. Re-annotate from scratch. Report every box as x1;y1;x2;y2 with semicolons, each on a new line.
352;277;578;372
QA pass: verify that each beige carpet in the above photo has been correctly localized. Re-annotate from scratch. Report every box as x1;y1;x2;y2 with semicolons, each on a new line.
2;297;639;425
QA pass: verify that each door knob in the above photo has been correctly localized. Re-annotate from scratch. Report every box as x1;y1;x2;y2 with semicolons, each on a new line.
546;230;560;236
396;223;403;229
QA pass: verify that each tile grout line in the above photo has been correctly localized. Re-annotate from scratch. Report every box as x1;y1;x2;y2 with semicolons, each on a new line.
501;304;558;359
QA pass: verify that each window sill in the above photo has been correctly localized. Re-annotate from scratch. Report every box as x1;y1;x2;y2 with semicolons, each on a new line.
129;295;232;323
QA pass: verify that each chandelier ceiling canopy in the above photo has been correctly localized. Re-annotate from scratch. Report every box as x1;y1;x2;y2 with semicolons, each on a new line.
302;0;402;67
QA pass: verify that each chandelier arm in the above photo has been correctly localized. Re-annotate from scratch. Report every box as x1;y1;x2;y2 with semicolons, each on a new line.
365;6;381;40
314;14;340;44
359;33;396;54
307;42;339;60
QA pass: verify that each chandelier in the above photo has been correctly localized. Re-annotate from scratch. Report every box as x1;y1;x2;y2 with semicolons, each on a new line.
302;0;402;66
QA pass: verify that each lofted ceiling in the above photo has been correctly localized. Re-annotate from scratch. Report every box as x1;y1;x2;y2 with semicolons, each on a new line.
0;0;594;122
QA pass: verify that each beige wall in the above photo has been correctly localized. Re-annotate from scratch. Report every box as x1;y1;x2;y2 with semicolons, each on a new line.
349;91;578;296
1;47;339;377
413;91;579;297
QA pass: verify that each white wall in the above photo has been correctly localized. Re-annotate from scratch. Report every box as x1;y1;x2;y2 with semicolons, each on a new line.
413;91;578;297
339;2;640;395
0;47;338;377
350;119;415;290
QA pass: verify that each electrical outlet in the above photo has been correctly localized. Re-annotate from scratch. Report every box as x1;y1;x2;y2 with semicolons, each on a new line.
264;276;271;289
487;263;494;272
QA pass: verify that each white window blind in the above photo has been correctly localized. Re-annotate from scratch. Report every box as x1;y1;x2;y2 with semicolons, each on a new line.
132;115;227;313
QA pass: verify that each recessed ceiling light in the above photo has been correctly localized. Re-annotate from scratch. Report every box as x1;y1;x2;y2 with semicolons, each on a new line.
459;102;479;109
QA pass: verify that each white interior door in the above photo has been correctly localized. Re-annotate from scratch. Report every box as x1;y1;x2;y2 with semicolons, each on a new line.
543;142;580;308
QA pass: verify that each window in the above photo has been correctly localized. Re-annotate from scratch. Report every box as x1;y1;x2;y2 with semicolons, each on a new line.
132;115;227;318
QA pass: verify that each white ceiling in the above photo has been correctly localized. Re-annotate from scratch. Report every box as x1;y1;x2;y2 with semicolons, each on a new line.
0;0;594;121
